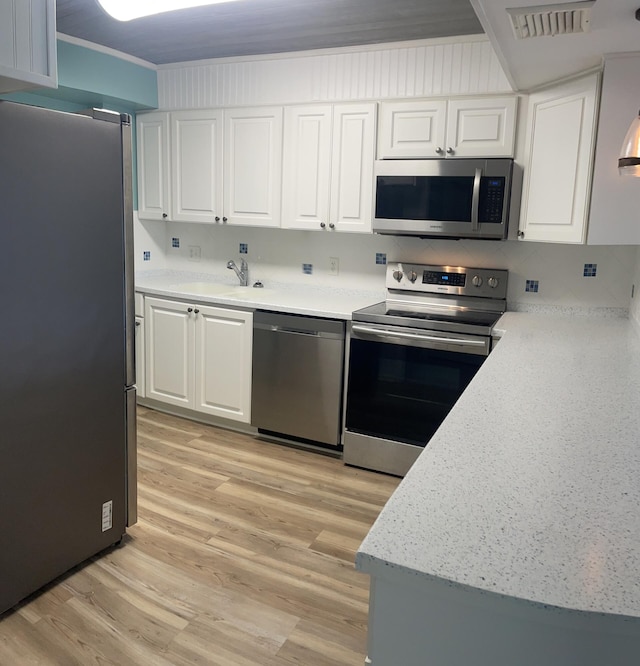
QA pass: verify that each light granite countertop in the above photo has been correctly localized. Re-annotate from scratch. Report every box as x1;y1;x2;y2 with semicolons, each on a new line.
357;311;640;619
135;270;384;320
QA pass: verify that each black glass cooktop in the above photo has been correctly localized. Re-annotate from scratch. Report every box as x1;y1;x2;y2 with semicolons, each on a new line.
353;300;503;335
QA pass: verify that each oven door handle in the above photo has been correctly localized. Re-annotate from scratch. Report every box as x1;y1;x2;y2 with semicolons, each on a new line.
351;324;489;351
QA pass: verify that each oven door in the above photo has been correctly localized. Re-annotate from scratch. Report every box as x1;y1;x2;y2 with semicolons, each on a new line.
343;322;489;476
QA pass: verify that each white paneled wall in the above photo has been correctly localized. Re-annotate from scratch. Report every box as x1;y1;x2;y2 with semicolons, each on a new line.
158;37;512;109
135;218;635;314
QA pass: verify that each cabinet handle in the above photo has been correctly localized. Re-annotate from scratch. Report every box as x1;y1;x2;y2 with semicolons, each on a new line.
329;223;335;230
435;147;443;154
194;308;200;314
187;307;193;313
446;147;454;155
320;222;326;229
162;213;168;219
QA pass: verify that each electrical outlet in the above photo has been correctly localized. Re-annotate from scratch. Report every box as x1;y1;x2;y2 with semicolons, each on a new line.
188;245;201;261
329;257;339;276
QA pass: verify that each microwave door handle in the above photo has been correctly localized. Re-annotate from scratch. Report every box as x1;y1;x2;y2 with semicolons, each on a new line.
471;167;481;231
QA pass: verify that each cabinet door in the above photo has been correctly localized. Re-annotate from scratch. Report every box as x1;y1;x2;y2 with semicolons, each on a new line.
224;107;283;227
377;100;446;158
145;297;194;408
137;112;171;221
195;306;253;423
135;316;145;399
446;97;517;158
171;110;223;223
330;103;377;233
0;0;57;93
519;74;598;244
281;105;332;231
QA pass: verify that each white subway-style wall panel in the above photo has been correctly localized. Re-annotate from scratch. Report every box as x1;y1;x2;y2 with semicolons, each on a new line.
158;39;512;109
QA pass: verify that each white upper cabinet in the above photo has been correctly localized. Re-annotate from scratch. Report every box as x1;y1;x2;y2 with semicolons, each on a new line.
223;107;283;228
518;73;599;244
281;102;376;233
330;103;377;233
137;112;171;221
588;55;640;245
0;0;57;93
446;97;517;158
281;105;333;231
377;100;447;159
171;110;223;223
378;97;517;159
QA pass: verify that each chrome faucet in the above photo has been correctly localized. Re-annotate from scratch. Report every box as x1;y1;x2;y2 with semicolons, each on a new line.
227;258;249;286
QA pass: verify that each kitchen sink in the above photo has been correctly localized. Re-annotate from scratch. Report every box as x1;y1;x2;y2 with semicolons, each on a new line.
170;282;237;295
170;282;272;299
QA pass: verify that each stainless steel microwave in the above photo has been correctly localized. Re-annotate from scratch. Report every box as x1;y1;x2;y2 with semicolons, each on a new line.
373;158;514;240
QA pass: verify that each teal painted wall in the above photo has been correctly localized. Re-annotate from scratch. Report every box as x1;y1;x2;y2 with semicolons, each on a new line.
1;39;159;208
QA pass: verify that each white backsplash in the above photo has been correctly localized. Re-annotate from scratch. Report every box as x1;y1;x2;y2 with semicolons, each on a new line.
135;214;636;313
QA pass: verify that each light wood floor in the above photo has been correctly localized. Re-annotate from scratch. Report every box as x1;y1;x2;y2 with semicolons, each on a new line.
0;406;400;665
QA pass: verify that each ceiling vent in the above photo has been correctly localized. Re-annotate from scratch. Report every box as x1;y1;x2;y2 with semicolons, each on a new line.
506;1;596;39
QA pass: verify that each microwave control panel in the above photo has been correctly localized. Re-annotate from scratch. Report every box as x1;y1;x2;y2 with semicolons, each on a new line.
480;178;505;223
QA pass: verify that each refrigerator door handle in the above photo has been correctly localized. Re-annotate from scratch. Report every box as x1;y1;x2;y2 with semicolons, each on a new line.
126;388;138;527
121;116;136;388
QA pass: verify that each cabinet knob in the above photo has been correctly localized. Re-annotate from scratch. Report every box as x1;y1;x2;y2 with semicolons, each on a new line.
215;216;220;222
320;222;326;229
435;147;443;155
517;230;525;239
187;307;193;313
222;216;228;223
329;223;335;230
194;308;200;314
135;320;141;327
162;213;168;219
446;147;454;155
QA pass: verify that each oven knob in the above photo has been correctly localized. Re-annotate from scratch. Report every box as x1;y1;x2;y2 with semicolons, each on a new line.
471;275;483;287
488;276;499;288
392;269;403;282
407;270;418;283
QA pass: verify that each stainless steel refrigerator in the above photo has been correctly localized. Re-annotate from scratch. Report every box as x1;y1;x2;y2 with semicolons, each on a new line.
0;101;137;616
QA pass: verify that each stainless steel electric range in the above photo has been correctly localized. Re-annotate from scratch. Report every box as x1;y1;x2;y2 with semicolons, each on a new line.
343;262;508;477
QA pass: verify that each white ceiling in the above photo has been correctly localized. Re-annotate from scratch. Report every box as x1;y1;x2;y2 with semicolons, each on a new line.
471;0;640;91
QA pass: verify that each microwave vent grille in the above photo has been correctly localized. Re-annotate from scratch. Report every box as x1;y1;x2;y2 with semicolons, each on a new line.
506;1;595;39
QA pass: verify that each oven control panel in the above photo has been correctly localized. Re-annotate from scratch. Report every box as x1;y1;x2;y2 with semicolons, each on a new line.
387;263;508;299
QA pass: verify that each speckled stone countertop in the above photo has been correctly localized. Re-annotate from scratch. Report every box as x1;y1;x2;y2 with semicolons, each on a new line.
135;270;384;320
357;311;640;619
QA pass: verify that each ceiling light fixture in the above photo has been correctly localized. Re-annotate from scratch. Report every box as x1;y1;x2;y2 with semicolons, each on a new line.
96;0;242;22
618;9;640;176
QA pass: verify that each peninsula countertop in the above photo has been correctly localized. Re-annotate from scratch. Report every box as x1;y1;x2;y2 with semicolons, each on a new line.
135;270;384;320
356;311;640;619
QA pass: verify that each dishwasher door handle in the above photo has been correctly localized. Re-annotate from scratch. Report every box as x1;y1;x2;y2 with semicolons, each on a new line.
271;325;320;337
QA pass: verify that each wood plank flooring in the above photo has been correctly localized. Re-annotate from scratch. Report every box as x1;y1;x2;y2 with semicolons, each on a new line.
0;406;400;665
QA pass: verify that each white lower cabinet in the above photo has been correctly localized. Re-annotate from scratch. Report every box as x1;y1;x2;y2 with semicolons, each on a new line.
144;296;252;423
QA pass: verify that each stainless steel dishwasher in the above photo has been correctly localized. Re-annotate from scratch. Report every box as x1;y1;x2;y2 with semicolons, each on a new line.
251;311;345;449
